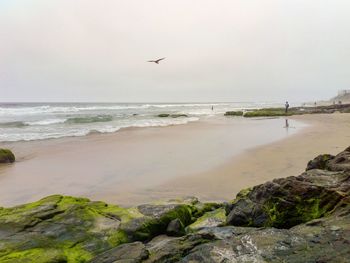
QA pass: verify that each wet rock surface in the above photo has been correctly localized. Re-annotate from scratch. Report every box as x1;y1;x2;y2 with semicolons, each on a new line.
0;149;15;164
1;147;350;262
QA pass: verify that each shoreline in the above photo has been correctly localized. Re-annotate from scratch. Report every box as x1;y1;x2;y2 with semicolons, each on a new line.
0;113;349;207
96;113;350;206
0;116;305;207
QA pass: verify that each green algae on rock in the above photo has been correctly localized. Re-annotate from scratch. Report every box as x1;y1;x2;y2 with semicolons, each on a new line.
224;111;243;116
243;108;295;117
240;103;350;118
0;149;15;163
1;147;350;262
186;208;226;232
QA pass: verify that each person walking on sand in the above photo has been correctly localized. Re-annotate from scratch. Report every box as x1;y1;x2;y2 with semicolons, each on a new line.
285;101;290;114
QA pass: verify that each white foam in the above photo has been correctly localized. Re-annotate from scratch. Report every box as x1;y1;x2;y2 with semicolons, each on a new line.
25;118;67;126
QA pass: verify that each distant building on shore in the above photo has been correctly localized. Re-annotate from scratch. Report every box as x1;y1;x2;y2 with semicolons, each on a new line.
338;90;350;96
332;90;350;104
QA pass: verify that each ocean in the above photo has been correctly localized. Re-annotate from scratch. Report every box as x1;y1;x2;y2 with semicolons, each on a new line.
0;102;283;142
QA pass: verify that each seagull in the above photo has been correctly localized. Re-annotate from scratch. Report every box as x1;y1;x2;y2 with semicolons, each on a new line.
147;57;166;64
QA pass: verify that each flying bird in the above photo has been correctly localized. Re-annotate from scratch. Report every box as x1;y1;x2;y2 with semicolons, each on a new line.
148;57;166;64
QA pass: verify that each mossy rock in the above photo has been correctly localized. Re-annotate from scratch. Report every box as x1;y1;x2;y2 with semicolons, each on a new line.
157;114;170;117
226;170;348;228
0;195;213;262
170;114;188;118
243;108;292;117
0;149;15;163
157;114;188;118
224;111;243;116
186;208;226;232
0;195;141;262
121;204;194;241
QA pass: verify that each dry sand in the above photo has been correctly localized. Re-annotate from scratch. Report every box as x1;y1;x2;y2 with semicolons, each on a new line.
0;113;349;207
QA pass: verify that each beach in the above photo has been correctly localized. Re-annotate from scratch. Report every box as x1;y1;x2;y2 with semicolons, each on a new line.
0;113;349;207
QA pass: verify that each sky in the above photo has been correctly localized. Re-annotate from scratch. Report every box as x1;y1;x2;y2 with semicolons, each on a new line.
1;0;350;103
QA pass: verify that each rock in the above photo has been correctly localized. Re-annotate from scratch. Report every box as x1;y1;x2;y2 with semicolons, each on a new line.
144;233;215;263
182;209;350;263
306;154;334;170
0;149;15;163
0;195;139;262
170;114;188;118
166;219;185;236
226;168;349;228
243;108;294;117
121;203;193;241
157;114;188;118
224;111;243;116
243;104;350;117
325;146;350;172
306;147;350;172
187;208;226;232
89;242;149;263
157;114;170;117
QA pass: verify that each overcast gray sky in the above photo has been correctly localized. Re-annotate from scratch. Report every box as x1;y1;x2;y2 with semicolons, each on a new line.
1;0;350;102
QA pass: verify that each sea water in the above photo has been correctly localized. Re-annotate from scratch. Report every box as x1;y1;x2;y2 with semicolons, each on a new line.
0;102;283;142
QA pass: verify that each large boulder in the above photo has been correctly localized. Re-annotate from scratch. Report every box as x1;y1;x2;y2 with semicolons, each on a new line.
186;208;226;232
226;169;349;228
181;206;350;263
89;242;149;263
0;195;218;262
0;149;15;163
306;146;350;172
226;148;350;228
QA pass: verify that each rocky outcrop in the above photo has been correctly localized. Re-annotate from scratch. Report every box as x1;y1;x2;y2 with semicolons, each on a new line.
224;111;243;116
0;149;15;163
226;146;350;229
0;196;220;262
306;146;350;172
238;103;350;117
1;147;350;262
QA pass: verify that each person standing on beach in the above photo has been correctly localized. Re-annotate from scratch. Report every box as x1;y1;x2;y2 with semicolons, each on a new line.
285;101;289;114
211;105;214;111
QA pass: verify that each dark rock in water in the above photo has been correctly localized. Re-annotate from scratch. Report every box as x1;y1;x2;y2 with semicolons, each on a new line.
171;114;188;118
157;114;188;118
0;149;15;163
90;242;149;263
224;111;243;116
166;218;185;236
158;113;170;117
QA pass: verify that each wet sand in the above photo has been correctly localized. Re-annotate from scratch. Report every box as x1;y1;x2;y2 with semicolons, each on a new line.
0;113;349;207
0;116;304;207
151;113;350;203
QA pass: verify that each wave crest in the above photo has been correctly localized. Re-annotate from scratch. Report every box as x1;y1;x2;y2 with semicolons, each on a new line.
65;115;113;124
